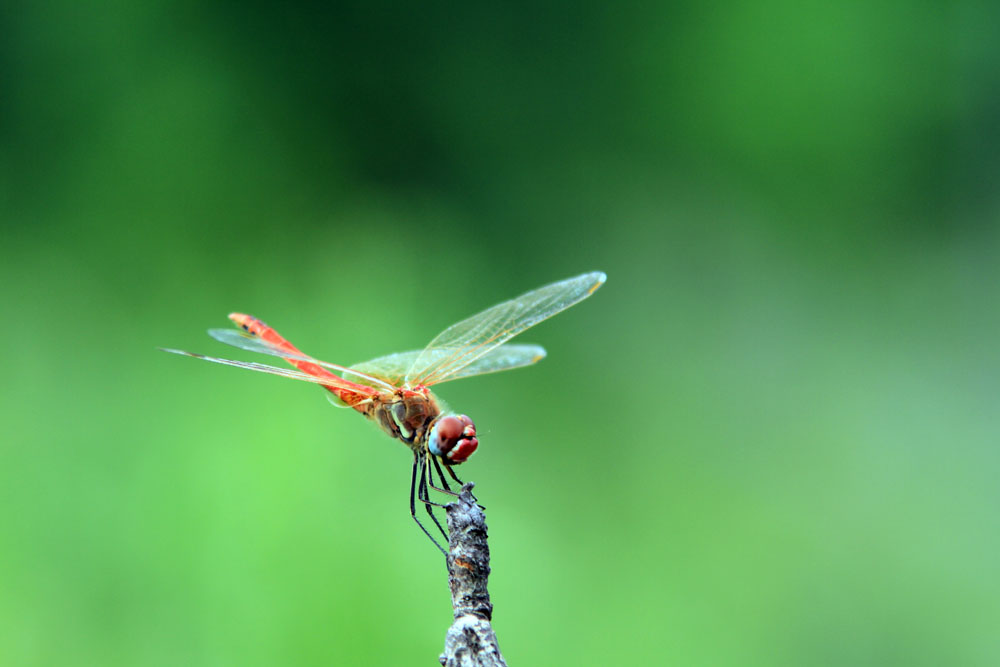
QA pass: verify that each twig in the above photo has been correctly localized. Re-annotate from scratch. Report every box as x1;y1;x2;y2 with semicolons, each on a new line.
439;483;508;667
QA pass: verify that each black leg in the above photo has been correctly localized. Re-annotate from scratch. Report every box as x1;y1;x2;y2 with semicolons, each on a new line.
410;454;447;555
417;453;450;542
428;455;461;496
445;464;464;485
444;463;485;509
417;453;448;508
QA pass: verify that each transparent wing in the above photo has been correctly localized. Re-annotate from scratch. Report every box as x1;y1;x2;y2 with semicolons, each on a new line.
406;271;605;386
208;328;396;391
342;350;417;387
160;348;380;395
444;344;547;383
346;343;547;387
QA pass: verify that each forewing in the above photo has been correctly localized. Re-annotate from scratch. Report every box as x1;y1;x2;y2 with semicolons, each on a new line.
209;328;395;390
349;344;546;387
342;350;420;387
160;348;379;395
406;271;605;385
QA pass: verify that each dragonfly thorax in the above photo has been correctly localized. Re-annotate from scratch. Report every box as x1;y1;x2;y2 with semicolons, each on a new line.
372;387;441;447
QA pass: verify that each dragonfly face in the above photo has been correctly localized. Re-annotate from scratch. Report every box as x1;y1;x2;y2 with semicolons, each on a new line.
162;270;606;552
427;414;478;464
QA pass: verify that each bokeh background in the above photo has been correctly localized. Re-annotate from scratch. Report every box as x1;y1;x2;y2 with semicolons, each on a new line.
3;2;999;665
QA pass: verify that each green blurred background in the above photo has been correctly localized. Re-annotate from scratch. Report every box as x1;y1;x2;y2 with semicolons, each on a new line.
2;1;999;665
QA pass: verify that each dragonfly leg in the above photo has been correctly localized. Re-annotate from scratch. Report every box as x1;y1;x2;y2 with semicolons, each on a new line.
443;463;486;510
444;464;464;485
428;455;461;497
417;453;450;509
417;454;450;541
410;454;447;555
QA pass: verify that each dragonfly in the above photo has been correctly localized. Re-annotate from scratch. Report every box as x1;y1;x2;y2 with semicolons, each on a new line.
162;270;606;552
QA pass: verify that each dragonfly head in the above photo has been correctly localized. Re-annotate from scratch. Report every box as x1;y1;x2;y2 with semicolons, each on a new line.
428;414;478;464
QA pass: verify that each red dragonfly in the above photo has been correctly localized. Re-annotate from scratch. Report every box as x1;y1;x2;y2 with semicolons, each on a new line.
163;271;606;551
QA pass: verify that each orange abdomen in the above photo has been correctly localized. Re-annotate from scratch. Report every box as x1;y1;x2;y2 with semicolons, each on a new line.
228;312;366;410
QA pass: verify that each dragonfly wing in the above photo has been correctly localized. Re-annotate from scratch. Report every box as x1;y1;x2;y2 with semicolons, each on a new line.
160;348;379;396
209;328;395;390
350;344;546;387
426;344;546;384
209;328;311;359
344;350;420;387
405;271;605;386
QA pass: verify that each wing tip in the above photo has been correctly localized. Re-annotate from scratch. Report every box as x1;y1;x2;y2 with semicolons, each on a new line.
160;347;197;358
586;271;607;295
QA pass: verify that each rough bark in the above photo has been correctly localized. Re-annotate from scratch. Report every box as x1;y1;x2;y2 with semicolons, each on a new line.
439;483;507;667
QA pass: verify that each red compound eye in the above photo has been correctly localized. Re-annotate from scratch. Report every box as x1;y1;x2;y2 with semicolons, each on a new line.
429;415;478;463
